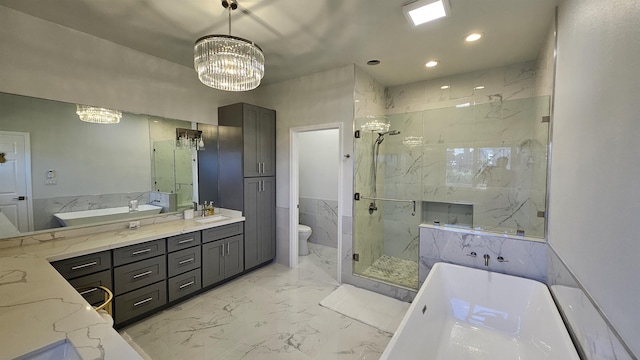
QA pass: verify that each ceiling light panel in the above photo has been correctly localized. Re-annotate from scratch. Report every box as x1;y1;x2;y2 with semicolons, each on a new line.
403;0;449;27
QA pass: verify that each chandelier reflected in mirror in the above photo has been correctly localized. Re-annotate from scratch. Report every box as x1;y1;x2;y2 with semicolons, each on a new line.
76;105;122;124
194;0;264;92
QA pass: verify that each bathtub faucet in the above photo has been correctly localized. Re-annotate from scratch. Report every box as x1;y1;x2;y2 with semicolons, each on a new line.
483;254;490;266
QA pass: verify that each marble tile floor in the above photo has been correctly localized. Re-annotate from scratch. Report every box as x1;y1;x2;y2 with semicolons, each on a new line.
121;243;391;360
360;255;419;290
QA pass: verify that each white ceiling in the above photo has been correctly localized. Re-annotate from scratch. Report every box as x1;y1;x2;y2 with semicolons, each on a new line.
0;0;557;87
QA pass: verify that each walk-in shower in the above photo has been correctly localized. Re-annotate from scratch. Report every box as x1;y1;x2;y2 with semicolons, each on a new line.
353;96;550;290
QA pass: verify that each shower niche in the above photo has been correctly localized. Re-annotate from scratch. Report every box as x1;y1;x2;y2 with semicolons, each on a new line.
421;201;473;229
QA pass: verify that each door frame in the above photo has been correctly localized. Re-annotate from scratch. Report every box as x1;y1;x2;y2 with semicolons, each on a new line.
0;131;34;233
289;123;343;282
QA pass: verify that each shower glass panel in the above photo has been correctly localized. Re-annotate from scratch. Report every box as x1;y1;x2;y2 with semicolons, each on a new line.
353;96;550;290
153;140;194;209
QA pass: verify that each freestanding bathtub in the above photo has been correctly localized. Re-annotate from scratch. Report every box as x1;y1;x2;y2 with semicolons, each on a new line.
381;263;579;359
53;204;163;227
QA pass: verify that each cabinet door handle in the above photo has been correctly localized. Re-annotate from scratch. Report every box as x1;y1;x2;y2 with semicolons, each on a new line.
179;281;195;289
133;297;153;307
178;238;194;244
226;242;230;255
178;257;194;265
71;261;98;270
79;287;98;296
257;162;261;173
132;248;152;256
133;270;153;279
221;245;225;257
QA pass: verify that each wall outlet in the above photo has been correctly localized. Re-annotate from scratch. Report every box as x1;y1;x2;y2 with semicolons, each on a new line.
129;221;140;229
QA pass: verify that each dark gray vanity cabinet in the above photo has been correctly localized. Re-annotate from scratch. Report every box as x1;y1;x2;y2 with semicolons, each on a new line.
243;177;276;269
50;225;247;328
219;103;276;179
112;240;167;325
52;251;112;307
166;232;202;302
202;223;244;287
219;103;276;270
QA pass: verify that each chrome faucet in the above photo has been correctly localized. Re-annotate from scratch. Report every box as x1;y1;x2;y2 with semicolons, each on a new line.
483;254;490;266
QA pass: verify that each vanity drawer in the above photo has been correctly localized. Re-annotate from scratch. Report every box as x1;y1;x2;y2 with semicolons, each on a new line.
202;222;243;243
113;239;166;266
114;256;166;294
167;232;201;253
168;269;201;302
167;246;201;277
52;251;111;280
68;270;112;306
114;280;167;324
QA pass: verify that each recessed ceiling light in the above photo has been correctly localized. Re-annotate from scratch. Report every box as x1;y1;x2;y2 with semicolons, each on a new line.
425;60;439;68
465;33;483;42
367;59;381;65
440;85;450;89
403;0;449;27
474;85;485;90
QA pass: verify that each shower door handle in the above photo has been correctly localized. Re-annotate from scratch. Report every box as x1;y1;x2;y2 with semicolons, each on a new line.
359;196;417;216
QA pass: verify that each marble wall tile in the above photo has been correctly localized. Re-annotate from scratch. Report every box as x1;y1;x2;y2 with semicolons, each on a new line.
419;225;547;285
275;206;290;266
547;247;634;360
299;198;338;248
32;192;150;231
385;61;538;115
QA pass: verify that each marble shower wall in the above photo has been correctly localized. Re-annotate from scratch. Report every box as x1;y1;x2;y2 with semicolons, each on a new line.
32;192;150;230
299;198;338;248
385;60;542;114
419;225;547;285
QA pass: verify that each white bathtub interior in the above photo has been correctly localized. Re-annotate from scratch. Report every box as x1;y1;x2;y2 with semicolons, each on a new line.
53;204;163;227
382;263;579;360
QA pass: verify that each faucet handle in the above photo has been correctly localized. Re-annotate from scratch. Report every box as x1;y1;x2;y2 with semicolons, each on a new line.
497;256;508;262
466;252;477;257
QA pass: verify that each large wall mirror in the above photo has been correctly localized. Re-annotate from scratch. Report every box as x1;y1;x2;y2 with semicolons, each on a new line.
0;92;218;239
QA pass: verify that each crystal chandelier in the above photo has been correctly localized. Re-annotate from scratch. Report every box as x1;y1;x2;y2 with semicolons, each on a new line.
361;115;390;133
194;0;264;92
76;105;122;124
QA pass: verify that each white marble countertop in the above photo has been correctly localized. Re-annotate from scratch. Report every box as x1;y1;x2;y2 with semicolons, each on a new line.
0;210;244;359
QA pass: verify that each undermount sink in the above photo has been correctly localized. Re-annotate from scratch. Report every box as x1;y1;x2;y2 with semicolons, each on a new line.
20;341;81;360
194;215;228;224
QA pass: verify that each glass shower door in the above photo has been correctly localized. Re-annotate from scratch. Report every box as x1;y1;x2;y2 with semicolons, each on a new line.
353;115;421;290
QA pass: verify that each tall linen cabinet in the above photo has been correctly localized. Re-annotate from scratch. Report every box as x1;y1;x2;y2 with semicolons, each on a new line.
218;103;276;270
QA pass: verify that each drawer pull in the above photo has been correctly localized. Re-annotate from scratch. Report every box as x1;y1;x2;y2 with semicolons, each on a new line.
132;248;152;256
179;281;195;289
133;270;153;279
71;261;98;270
79;287;98;296
178;257;194;265
178;238;194;244
133;297;153;307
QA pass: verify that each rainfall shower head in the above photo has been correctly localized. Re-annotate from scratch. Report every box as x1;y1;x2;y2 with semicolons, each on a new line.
378;130;401;137
375;130;401;145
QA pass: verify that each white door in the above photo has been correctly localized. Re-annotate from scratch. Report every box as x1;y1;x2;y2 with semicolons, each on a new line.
0;131;32;233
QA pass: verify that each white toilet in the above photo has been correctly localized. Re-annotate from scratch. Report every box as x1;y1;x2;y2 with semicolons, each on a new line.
298;224;312;256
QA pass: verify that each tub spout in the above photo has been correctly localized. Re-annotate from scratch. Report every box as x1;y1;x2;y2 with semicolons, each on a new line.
484;254;490;266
